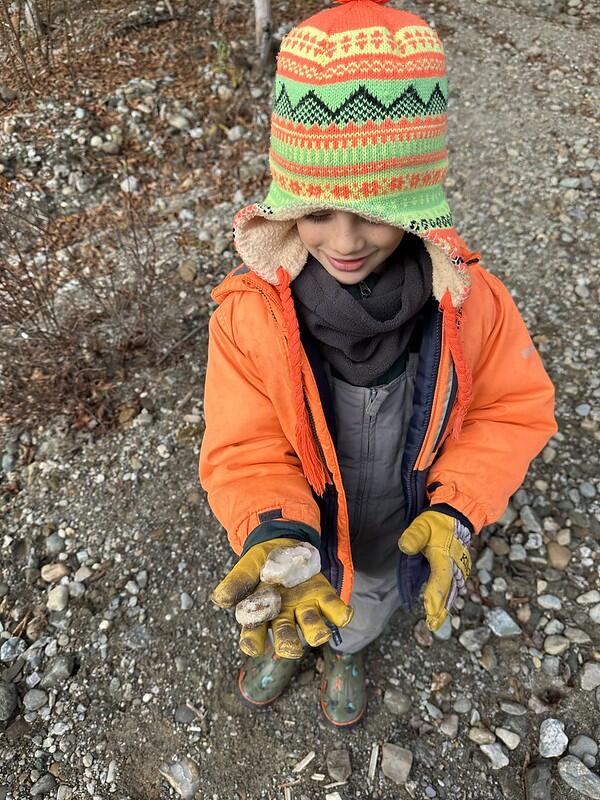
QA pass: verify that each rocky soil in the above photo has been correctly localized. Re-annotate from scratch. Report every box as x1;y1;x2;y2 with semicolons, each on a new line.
1;0;599;798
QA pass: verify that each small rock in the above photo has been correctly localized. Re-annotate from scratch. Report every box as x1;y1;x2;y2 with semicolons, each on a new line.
23;689;48;711
486;608;521;637
47;586;68;612
558;755;600;799
468;727;496;744
40;563;69;583
499;700;527;716
547;542;572;569
159;757;201;799
520;505;542;533
525;760;552;800
544;635;570;655
569;735;599;760
326;748;351;782
539;718;569;757
180;592;194;611
40;655;75;689
30;773;57;796
459;627;490;652
537;594;562;611
260;543;321;588
45;534;65;555
381;743;413;785
480;743;509;769
580;663;600;692
119;176;138;193
509;544;527;561
383;689;411;715
495;727;521;750
0;637;27;663
577;590;600;605
440;713;458;738
235;586;281;627
0;682;17;721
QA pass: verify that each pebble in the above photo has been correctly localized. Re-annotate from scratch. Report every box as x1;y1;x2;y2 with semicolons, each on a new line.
525;761;552;798
480;743;509;769
381;743;413;785
0;637;27;662
558;755;600;798
569;735;598;761
520;505;542;533
579;482;596;499
45;534;65;555
326;748;351;782
547;542;571;569
468;727;496;744
30;774;57;796
440;713;458;738
544;635;570;655
580;663;600;691
159;757;201;799
23;689;48;711
537;594;562;610
180;592;194;611
539;718;569;757
495;727;521;750
41;563;69;583
384;689;411;715
486;608;521;637
458;627;490;652
509;544;527;561
590;604;600;624
47;586;69;612
0;682;17;721
119;176;138;193
499;700;527;716
577;590;600;605
40;655;75;689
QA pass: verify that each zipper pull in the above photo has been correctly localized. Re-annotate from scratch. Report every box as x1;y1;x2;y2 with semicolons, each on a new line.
359;281;372;299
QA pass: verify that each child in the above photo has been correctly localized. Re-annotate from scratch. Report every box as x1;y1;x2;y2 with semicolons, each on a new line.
199;0;557;728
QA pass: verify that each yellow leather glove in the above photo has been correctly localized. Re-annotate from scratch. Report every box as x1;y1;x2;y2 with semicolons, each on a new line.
211;537;354;659
398;510;472;632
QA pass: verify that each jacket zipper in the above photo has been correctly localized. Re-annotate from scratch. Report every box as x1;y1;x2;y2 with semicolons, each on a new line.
359;281;372;299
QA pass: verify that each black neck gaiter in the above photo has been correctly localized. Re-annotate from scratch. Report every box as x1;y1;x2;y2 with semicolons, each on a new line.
290;232;433;386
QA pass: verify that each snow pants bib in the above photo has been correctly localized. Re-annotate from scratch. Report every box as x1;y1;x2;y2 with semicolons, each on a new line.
325;351;419;653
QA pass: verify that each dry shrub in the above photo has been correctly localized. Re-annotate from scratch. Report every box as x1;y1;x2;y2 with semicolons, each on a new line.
0;190;186;430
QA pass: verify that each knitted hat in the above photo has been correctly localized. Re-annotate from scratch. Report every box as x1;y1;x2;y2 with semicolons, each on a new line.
233;0;481;301
231;0;481;496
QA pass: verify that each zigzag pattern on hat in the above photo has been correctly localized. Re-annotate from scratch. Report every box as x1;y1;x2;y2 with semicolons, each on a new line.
273;83;447;126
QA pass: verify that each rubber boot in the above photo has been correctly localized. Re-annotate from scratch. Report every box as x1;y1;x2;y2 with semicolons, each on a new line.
237;637;302;709
319;643;367;728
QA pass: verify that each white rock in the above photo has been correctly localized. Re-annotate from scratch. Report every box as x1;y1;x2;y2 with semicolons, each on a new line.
47;586;69;612
235;586;281;628
480;743;509;769
495;727;521;750
260;543;321;588
539;718;569;757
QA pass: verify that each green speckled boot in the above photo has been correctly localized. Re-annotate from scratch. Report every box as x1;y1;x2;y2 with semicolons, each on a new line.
237;638;302;709
319;644;367;728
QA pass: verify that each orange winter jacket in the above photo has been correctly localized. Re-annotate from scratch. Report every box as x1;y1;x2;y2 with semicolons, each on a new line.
199;261;557;606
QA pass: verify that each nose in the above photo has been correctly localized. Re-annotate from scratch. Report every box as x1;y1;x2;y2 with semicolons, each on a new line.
330;213;367;258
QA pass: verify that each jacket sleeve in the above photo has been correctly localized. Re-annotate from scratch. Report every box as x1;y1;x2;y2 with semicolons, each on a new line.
198;301;321;554
426;269;558;534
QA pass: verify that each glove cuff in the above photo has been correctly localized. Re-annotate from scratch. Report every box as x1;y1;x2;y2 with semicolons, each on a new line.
428;503;474;537
241;520;321;556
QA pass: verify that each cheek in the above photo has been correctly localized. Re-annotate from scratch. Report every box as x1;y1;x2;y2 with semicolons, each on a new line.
296;223;322;249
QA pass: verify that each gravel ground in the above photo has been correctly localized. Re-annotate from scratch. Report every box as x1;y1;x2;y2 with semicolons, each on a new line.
1;0;599;798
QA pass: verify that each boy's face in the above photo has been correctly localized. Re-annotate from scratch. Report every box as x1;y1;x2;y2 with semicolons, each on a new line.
296;210;405;284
